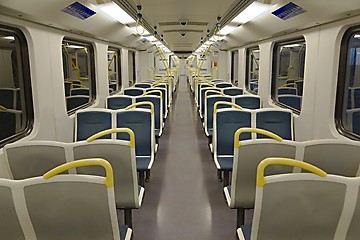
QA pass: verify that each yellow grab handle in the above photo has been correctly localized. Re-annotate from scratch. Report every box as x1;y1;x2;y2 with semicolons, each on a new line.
204;90;225;99
234;128;283;149
70;83;88;88
214;101;242;114
142;90;163;100
257;158;327;187
0;105;8;111
43;158;114;188
152;83;167;88
86;128;135;148
200;83;213;88
125;101;154;114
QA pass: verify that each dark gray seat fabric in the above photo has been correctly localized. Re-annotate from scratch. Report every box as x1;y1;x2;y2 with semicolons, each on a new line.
278;95;302;111
66;95;90;111
124;88;144;96
75;110;112;141
107;96;133;110
234;96;261;109
223;87;243;96
256;110;293;140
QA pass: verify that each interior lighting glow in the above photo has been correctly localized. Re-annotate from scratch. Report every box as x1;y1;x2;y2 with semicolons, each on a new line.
129;26;150;36
67;45;85;49
98;2;135;25
3;36;15;40
145;36;157;41
231;1;271;24
219;25;237;35
354;34;360;39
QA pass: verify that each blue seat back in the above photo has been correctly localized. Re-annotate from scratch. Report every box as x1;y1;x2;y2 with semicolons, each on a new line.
109;83;117;93
107;96;133;110
216;110;251;155
148;87;167;117
354;88;360;108
0;111;16;140
296;80;304;96
66;96;89;111
0;88;15;109
116;110;151;156
206;96;232;131
200;87;220;116
278;87;297;95
223;87;243;96
124;88;144;96
250;82;258;91
256;110;293;140
215;83;232;88
351;110;360;135
278;95;302;111
136;96;161;130
134;83;152;89
75;111;112;141
197;84;213;106
71;88;90;96
64;81;71;97
235;96;261;109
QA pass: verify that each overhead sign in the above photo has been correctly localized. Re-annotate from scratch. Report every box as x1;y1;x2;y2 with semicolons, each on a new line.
272;2;306;20
62;2;96;20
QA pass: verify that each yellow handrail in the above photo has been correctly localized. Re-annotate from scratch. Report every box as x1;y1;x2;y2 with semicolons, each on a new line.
125;101;154;114
43;158;114;188
152;83;167;88
234;128;283;149
142;90;163;100
86;128;135;148
0;105;8;111
71;83;88;89
214;101;242;114
204;90;225;99
257;158;327;187
280;83;297;88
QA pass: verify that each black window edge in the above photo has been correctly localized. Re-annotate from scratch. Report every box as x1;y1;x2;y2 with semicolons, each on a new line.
245;46;260;95
335;26;360;140
0;25;34;148
62;38;96;115
271;37;305;115
108;47;122;95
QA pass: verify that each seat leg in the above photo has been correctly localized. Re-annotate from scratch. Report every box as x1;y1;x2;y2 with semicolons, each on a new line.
138;171;145;187
217;170;223;182
237;208;245;228
145;170;151;182
223;171;230;187
124;209;133;228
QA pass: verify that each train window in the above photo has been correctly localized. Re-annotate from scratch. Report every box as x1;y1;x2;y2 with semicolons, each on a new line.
0;26;33;147
231;50;239;85
336;27;360;139
107;47;121;94
246;47;260;94
62;38;95;113
272;38;306;113
128;50;136;86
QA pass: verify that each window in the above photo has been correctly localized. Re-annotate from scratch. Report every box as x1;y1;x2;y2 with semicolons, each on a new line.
62;39;95;113
272;38;306;113
336;27;360;139
0;25;33;146
231;50;239;85
246;47;260;94
107;47;121;94
128;50;136;86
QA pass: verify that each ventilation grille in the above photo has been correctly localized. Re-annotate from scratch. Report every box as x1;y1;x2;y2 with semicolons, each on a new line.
164;29;203;33
159;21;208;26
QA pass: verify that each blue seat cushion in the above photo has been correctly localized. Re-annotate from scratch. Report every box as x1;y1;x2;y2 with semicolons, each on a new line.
207;128;213;137
217;156;233;170
240;225;252;240
136;156;151;171
119;224;130;240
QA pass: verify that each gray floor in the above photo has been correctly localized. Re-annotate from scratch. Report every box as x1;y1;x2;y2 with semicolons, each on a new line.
130;78;237;240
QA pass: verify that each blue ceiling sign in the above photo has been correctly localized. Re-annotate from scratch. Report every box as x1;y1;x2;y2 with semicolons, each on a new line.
62;2;96;20
272;2;306;20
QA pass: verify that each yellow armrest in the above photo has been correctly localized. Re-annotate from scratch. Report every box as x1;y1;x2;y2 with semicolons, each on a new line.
234;128;283;149
43;158;114;188
86;128;135;148
257;158;327;187
125;101;154;114
214;101;242;114
142;90;163;100
204;90;225;99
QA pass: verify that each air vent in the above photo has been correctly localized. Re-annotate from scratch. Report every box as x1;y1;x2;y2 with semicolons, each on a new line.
164;29;203;33
159;21;208;26
173;43;193;47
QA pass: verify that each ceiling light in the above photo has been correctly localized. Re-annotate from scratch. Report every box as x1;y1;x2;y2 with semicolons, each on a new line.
219;25;237;35
98;2;135;25
3;36;15;40
145;36;157;41
129;26;150;36
67;45;85;49
231;1;271;24
354;34;360;39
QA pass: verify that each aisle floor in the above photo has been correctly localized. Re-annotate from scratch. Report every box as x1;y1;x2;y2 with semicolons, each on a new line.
131;77;236;240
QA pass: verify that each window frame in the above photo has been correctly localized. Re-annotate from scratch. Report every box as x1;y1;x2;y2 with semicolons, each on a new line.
62;38;96;115
231;50;238;84
335;25;360;140
107;47;122;95
245;46;260;95
0;25;34;147
271;37;306;114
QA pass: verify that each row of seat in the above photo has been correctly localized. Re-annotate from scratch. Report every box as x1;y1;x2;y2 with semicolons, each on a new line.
237;158;360;240
0;87;21;110
0;158;132;240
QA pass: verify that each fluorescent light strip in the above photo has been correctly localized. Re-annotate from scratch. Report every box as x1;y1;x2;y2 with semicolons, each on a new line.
231;1;271;24
98;2;135;25
3;36;15;40
129;26;150;36
219;25;237;35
